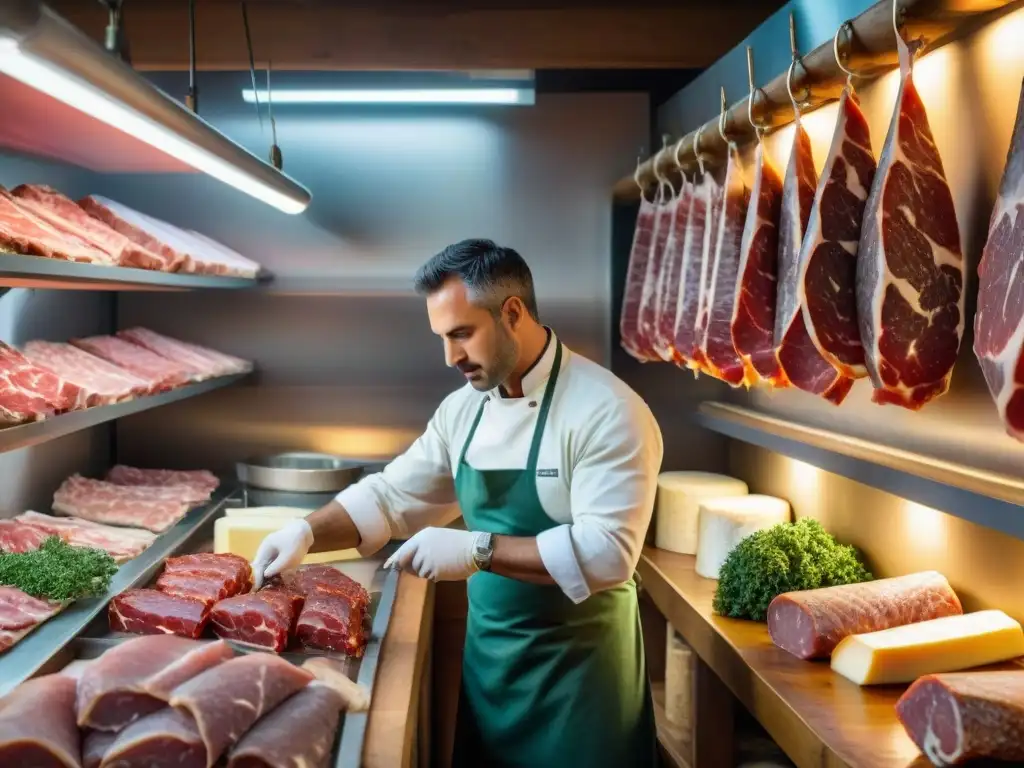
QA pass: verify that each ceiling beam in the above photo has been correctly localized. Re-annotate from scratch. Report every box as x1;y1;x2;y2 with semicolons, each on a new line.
49;1;784;71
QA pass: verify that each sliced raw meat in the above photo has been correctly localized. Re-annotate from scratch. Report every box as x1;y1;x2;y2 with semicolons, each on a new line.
0;673;79;767
274;564;370;606
77;635;233;731
117;327;252;378
857;32;964;410
296;590;369;657
650;183;692;361
0;341;86;425
78;195;183;271
775;116;855;404
101;707;207;768
11;184;164;270
71;335;198;390
800;85;877;380
699;146;753;385
896;670;1024;765
690;173;726;374
106;465;220;498
53;474;195;533
183;229;261;278
635;191;678;360
209;590;304;652
620;196;658;361
163;553;253;593
156;572;238;607
0;519;59;553
767;571;962;660
23;340;154;404
672;173;715;369
169;653;314;766
975;79;1024;442
302;656;371;712
0;586;62;651
227;683;344;768
109;589;211;639
15;510;156;563
83;729;116;768
732;142;785;385
0;186;108;264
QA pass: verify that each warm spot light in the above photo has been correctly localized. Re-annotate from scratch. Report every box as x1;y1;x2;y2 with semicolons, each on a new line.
900;500;949;553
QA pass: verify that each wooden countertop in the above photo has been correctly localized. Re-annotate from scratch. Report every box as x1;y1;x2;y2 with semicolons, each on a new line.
638;547;931;768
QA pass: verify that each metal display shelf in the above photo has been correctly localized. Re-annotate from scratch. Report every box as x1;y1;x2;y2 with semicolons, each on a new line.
0;489;235;698
0;253;264;291
696;401;1024;540
0;373;249;455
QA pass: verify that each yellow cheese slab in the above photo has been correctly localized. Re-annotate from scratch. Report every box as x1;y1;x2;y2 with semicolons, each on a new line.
213;516;360;565
831;609;1024;686
224;507;312;519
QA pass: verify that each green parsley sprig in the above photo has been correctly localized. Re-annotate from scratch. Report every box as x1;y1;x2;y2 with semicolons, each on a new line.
0;536;118;602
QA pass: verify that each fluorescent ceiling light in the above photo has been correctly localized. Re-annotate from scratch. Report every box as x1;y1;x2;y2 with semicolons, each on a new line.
0;8;310;215
242;87;535;106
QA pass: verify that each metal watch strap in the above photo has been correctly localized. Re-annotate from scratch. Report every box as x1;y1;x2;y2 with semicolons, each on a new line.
472;531;494;571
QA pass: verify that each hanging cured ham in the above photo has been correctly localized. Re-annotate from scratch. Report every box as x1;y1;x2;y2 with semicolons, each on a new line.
674;173;720;372
619;195;657;361
856;26;964;410
731;140;785;385
651;180;692;361
774;115;855;404
974;77;1024;442
799;84;877;381
636;187;679;359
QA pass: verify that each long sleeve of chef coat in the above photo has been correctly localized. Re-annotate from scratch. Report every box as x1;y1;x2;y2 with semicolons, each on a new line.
335;394;461;557
535;394;664;604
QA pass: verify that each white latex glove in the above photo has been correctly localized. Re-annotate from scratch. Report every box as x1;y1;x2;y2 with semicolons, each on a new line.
251;519;315;590
383;527;479;582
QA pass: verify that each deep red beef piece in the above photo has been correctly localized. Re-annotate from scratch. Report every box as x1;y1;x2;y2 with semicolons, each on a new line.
209;588;304;652
109;589;210;639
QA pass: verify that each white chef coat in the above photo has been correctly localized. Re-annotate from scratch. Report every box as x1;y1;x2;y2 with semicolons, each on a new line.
335;329;664;604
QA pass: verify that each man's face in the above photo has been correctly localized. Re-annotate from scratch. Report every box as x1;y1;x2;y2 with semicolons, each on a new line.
426;278;519;391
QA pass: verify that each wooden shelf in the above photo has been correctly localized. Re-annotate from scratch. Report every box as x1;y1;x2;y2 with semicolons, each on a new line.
637;547;926;768
652;682;692;768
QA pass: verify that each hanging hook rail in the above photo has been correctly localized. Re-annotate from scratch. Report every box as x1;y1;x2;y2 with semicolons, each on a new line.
746;45;769;139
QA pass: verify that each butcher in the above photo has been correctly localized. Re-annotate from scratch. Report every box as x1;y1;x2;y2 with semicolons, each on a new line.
252;238;663;767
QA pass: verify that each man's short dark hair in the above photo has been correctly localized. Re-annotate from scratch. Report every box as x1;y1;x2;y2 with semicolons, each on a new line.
414;238;539;321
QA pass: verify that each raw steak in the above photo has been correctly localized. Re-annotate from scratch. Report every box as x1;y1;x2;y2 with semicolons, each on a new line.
209;589;304;652
672;174;716;369
896;671;1024;765
15;510;156;563
107;465;220;497
731;141;785;384
274;564;370;607
0;341;86;425
775;116;855;404
117;327;252;378
856;31;964;410
767;571;962;660
71;335;198;390
101;707;208;768
53;474;195;533
690;173;726;374
83;729;116;768
76;635;233;731
296;590;368;657
11;184;164;270
156;572;239;607
109;589;211;639
800;85;877;380
620;197;658;361
169;653;314;766
0;186;108;264
0;586;62;651
78;195;184;271
163;553;253;593
0;673;80;767
0;519;58;553
699;146;753;385
227;683;344;768
650;182;692;361
975;78;1024;442
23;340;153;404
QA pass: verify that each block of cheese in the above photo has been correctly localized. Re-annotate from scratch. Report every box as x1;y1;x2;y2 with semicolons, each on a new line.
213;516;360;564
831;610;1024;686
224;507;312;519
654;472;749;555
695;495;791;579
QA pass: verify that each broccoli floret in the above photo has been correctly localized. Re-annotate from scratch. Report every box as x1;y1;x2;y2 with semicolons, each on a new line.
711;517;872;622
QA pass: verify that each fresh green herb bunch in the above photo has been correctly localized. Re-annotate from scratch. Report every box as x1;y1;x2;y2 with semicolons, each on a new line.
0;536;118;602
712;517;872;622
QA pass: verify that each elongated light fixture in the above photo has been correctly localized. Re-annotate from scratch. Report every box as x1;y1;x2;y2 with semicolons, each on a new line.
242;87;535;106
0;2;311;214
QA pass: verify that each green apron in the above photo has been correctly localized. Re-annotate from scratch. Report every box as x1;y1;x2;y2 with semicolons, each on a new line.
451;340;657;768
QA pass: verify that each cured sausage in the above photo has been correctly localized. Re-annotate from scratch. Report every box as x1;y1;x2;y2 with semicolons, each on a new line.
767;571;962;660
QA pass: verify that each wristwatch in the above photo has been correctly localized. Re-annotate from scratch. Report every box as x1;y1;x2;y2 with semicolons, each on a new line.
472;531;494;572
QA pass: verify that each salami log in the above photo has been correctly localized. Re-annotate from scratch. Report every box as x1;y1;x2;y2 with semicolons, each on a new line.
767;571;962;660
896;671;1024;765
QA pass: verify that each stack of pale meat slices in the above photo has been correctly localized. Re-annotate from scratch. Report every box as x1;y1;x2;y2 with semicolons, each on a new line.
112;557;371;658
0;634;368;767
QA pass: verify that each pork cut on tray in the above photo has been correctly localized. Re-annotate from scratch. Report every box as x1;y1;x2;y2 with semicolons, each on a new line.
0;585;62;652
620;196;658;362
109;589;212;639
53;474;196;532
0;341;86;425
673;173;717;370
0;186;109;264
975;77;1024;442
106;464;220;498
650;181;692;361
71;334;198;390
117;326;253;378
78;194;184;271
22;339;152;405
0;673;80;767
0;519;58;554
856;28;964;410
16;510;154;562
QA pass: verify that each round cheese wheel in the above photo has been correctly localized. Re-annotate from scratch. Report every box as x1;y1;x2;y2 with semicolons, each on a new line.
654;472;749;555
694;494;792;579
